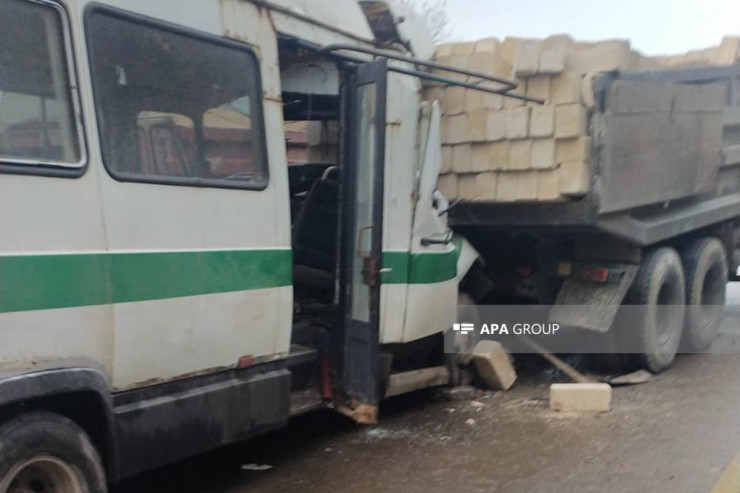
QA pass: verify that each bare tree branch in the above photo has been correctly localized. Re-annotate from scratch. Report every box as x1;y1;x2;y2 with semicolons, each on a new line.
393;0;452;43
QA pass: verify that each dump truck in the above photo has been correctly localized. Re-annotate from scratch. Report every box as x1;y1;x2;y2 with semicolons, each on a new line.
0;0;738;490
434;36;740;372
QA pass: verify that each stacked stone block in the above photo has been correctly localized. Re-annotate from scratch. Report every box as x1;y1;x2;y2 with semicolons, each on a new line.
430;35;740;203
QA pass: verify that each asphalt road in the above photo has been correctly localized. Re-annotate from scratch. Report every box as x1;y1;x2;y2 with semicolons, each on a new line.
120;283;740;493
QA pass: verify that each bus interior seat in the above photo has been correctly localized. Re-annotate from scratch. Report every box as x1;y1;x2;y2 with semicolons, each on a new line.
292;166;340;293
288;163;333;222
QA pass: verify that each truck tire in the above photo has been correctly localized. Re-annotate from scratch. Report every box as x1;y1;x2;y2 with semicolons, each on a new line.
680;237;728;351
0;412;107;493
623;247;686;373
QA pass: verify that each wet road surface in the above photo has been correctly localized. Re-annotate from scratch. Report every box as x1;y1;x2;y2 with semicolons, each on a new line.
120;283;740;493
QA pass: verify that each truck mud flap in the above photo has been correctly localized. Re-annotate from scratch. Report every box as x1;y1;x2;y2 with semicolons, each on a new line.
549;263;639;332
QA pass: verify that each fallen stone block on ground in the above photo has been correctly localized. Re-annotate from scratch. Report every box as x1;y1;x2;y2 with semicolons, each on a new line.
550;382;612;412
472;340;517;390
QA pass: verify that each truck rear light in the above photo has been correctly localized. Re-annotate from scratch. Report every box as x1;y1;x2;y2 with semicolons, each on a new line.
237;355;255;368
577;266;610;284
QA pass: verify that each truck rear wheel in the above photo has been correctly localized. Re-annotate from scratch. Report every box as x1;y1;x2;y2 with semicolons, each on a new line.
680;237;728;351
0;412;107;493
623;247;686;373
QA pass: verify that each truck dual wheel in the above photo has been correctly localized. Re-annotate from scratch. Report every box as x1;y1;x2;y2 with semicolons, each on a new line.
680;237;728;351
624;247;686;373
0;412;106;493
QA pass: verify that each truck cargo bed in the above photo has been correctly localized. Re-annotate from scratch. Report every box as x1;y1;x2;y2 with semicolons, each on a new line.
451;64;740;245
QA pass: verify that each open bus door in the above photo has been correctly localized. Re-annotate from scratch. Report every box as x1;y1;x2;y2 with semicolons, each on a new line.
337;59;387;424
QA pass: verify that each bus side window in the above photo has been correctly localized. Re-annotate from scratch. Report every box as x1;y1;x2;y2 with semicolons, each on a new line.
0;0;82;167
87;9;268;189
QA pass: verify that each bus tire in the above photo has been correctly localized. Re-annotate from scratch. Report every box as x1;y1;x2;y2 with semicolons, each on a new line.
624;247;686;373
0;411;107;493
680;237;728;351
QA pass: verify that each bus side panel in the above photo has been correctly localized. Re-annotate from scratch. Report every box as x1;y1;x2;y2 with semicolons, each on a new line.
77;0;293;390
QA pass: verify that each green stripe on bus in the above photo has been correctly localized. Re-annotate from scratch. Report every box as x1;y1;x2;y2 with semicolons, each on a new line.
0;247;458;313
0;249;293;313
382;249;457;285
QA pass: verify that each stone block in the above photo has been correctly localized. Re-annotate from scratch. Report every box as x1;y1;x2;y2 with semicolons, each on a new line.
554;104;587;139
466;108;488;142
465;89;484;113
683;48;714;67
513;39;541;77
559;160;590;196
468;52;511;78
500;37;523;64
581;71;598;108
488;141;510;170
539;34;570;74
443;114;467;144
566;40;631;74
470;143;489;172
423;85;445;105
435;43;454;60
470;142;510;172
504;79;527;107
509;139;532;170
550;383;612;412
496;172;519;201
486;110;508;141
556;137;591;164
451;143;472;173
458;173;477;199
441;145;453;173
529;105;555;137
474;172;498;201
451;41;475;57
496;171;536;201
526;76;551;102
531;138;556;169
437;173;458;199
506;107;530;140
474;37;501;54
629;50;660;71
550;73;583;105
537;169;561;201
442;86;465;115
483;92;504;110
472;340;516;390
714;36;740;65
517;171;538;200
467;51;494;73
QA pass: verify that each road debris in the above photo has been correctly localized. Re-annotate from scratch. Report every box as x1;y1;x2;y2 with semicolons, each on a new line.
364;427;412;441
241;464;273;472
606;369;653;386
438;385;477;401
518;335;593;384
550;383;612;412
472;340;517;390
